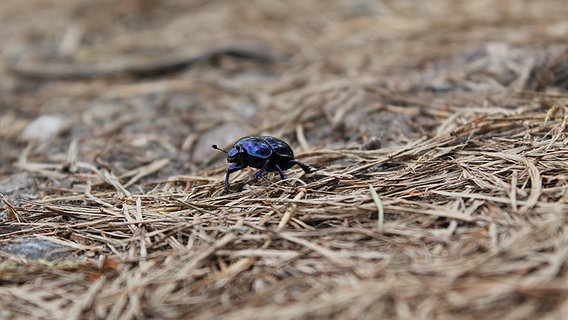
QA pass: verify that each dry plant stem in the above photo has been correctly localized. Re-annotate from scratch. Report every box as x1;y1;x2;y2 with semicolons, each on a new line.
369;185;384;230
277;188;307;231
1;194;21;222
9;42;286;79
67;276;106;320
519;157;542;215
123;159;170;188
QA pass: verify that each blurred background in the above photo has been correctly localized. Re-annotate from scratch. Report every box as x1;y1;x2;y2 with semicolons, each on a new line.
2;0;566;181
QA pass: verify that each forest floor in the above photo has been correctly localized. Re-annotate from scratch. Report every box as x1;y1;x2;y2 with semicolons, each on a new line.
1;1;568;319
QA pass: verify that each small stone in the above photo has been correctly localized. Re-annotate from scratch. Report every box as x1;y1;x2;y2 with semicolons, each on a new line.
1;238;70;260
20;115;67;142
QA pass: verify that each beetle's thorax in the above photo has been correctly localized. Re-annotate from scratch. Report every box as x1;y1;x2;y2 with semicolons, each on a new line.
227;146;247;165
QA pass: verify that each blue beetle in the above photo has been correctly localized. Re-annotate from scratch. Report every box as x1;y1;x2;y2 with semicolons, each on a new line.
212;136;313;192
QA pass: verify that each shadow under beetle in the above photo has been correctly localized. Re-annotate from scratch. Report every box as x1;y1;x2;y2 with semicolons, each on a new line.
212;136;313;192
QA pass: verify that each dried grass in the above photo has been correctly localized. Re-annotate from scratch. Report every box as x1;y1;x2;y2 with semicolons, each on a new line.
1;0;568;319
3;95;566;319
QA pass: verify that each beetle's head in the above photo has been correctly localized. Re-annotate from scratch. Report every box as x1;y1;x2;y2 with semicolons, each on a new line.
212;144;246;165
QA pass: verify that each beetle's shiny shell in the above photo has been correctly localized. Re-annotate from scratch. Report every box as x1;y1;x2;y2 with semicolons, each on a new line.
260;136;294;159
232;136;274;159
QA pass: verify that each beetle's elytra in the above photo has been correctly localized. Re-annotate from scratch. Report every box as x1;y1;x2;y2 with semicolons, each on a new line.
212;136;313;192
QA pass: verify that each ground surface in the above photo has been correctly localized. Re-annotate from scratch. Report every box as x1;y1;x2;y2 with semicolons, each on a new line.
1;0;568;319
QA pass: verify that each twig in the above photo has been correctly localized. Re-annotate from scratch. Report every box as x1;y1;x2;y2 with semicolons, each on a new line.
369;185;384;230
9;42;287;80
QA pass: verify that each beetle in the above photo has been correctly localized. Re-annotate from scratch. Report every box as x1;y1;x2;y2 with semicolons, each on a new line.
212;136;313;192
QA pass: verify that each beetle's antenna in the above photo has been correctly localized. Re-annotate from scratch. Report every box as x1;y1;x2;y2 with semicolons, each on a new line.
212;145;228;154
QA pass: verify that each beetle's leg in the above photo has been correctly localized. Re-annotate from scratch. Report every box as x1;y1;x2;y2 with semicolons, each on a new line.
274;164;287;180
289;160;313;173
254;160;270;180
225;164;244;192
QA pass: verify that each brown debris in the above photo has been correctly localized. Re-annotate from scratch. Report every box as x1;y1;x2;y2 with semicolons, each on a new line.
1;1;568;319
527;47;568;91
